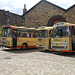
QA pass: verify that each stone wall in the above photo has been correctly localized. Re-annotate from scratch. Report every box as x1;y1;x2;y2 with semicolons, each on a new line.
64;6;75;24
23;1;75;28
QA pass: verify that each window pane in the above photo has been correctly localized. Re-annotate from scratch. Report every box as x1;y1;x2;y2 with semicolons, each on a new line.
1;28;11;37
38;30;48;38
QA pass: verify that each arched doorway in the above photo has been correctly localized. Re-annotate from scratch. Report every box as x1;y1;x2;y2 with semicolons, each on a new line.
47;15;66;26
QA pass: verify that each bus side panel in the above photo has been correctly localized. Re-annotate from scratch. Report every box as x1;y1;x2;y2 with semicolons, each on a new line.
17;37;37;48
69;37;72;51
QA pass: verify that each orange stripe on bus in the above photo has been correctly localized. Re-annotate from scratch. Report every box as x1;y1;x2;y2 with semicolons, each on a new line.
28;46;37;48
51;49;56;51
10;46;21;49
60;50;75;53
17;46;21;48
10;46;37;49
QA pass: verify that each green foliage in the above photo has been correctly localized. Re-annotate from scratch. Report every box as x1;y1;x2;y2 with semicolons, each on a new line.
0;25;2;37
14;25;19;27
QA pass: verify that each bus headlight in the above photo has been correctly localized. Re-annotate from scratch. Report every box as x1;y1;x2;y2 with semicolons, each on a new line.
62;43;65;46
7;41;10;45
62;43;67;49
37;43;38;45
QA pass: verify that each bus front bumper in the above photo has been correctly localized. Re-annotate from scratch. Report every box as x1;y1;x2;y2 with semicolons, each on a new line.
51;49;75;53
37;46;48;51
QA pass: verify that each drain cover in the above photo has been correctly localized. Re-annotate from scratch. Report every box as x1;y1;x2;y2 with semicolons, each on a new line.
4;57;11;59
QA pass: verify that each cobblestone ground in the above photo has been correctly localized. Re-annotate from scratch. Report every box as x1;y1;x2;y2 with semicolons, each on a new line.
0;48;75;75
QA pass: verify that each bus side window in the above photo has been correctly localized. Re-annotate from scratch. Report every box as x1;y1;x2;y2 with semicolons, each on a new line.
49;30;52;37
27;34;29;37
24;33;27;37
33;32;37;38
69;26;75;36
18;31;22;37
29;34;30;37
69;26;72;36
18;31;20;37
73;26;75;35
71;26;75;35
31;32;34;38
31;34;33;37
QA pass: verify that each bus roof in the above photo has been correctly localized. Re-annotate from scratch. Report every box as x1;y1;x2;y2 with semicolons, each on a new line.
3;25;37;30
38;26;53;31
53;22;75;27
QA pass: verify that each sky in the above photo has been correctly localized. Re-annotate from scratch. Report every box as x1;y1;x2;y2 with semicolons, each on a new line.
0;0;75;15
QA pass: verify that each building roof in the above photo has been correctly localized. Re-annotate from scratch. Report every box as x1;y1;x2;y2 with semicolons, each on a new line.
0;9;21;16
21;0;75;17
21;0;65;17
66;4;75;11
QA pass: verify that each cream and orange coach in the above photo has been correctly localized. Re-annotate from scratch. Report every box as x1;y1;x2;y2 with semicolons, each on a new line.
37;26;53;51
1;25;37;49
51;22;75;52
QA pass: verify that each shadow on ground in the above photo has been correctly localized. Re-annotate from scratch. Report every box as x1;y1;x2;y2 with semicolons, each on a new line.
2;48;38;54
41;50;75;58
1;48;75;58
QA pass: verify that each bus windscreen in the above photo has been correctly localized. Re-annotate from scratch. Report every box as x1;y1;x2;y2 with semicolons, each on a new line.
38;30;48;38
1;27;11;37
53;26;68;38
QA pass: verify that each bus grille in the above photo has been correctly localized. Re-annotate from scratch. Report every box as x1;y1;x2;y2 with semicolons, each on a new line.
52;46;64;49
38;39;42;41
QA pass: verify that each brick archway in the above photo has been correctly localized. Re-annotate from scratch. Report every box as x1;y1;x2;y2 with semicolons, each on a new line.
47;15;66;26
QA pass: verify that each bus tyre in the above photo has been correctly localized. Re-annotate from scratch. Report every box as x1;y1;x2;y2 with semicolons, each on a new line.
22;44;27;50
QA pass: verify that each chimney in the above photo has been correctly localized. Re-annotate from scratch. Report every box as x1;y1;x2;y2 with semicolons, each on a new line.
24;4;26;9
23;4;27;14
41;0;46;1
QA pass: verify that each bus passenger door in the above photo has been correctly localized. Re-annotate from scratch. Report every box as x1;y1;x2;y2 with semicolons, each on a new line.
12;29;17;48
69;26;75;51
49;30;52;49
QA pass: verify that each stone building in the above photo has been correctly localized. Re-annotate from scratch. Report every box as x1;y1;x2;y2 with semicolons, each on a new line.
0;10;22;25
22;0;75;28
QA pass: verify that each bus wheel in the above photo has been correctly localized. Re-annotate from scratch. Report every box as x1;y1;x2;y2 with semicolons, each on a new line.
22;44;27;50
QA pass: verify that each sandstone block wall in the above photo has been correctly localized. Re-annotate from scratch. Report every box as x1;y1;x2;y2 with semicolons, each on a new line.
23;1;75;28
